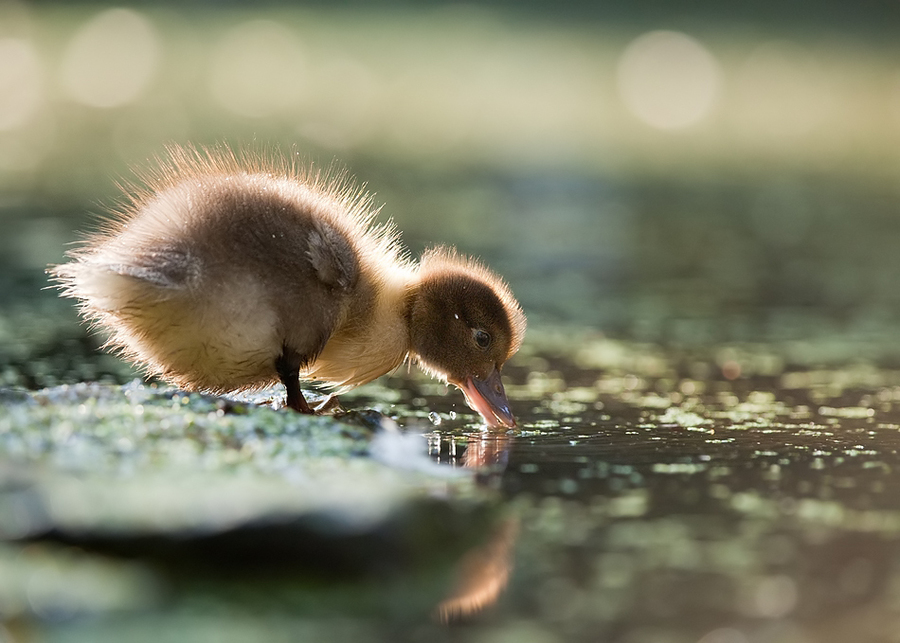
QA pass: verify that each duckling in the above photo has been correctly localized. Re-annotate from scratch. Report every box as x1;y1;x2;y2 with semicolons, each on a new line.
51;145;526;427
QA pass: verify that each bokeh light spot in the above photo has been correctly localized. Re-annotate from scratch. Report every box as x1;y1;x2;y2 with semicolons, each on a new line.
722;360;742;381
60;8;160;109
0;39;42;131
752;574;798;617
617;30;720;130
208;20;307;118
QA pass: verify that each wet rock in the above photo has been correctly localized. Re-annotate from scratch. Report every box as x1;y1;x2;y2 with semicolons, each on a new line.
0;382;500;626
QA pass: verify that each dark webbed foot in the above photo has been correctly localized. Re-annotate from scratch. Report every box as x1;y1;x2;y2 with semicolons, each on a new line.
275;346;312;413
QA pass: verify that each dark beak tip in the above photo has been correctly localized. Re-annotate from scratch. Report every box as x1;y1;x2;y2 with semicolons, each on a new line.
492;405;517;429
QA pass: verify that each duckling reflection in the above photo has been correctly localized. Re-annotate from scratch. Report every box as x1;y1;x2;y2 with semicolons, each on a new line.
436;515;518;622
51;145;526;427
463;432;512;470
432;429;518;621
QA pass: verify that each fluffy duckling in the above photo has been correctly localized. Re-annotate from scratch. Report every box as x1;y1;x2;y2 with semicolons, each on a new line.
51;145;526;427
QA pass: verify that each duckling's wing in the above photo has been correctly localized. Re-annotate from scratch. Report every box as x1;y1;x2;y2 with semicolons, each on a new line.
266;219;361;371
306;221;358;291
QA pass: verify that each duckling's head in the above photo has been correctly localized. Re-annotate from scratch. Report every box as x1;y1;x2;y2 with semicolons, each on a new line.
409;248;526;428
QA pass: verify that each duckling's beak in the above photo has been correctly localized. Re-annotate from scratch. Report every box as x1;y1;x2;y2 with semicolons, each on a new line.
457;367;516;428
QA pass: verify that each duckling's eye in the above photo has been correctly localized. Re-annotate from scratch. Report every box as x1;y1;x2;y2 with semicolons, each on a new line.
473;329;492;349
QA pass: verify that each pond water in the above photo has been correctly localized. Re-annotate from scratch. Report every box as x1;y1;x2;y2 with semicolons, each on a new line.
323;340;900;642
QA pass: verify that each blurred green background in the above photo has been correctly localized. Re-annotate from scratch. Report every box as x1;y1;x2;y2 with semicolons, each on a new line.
2;0;900;373
5;3;900;641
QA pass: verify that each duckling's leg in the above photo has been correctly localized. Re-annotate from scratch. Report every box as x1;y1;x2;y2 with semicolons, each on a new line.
275;346;312;413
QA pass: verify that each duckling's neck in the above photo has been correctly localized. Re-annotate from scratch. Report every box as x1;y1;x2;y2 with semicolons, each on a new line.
302;263;417;389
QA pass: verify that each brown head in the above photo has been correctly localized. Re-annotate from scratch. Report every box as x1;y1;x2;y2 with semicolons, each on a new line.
408;247;526;428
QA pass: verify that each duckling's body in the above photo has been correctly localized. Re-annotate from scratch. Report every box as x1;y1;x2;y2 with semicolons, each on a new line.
53;146;525;425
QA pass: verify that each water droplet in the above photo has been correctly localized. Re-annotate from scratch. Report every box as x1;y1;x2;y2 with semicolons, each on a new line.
428;411;441;426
